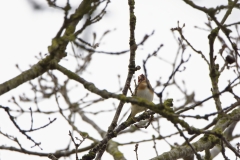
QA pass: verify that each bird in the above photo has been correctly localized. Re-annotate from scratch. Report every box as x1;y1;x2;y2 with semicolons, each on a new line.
127;74;154;120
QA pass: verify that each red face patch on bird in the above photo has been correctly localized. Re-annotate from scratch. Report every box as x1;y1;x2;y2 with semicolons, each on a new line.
138;74;145;83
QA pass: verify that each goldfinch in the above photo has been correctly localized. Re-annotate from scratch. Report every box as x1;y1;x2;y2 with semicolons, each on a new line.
127;74;154;120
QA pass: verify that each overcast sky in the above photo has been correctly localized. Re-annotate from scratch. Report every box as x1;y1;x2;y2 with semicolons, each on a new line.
0;0;239;160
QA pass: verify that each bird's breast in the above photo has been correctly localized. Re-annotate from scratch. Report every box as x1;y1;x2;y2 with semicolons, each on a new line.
136;87;153;102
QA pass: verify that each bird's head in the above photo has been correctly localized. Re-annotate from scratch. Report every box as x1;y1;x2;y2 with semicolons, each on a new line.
138;74;146;83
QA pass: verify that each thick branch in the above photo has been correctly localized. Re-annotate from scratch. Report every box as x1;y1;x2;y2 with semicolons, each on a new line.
150;108;240;160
